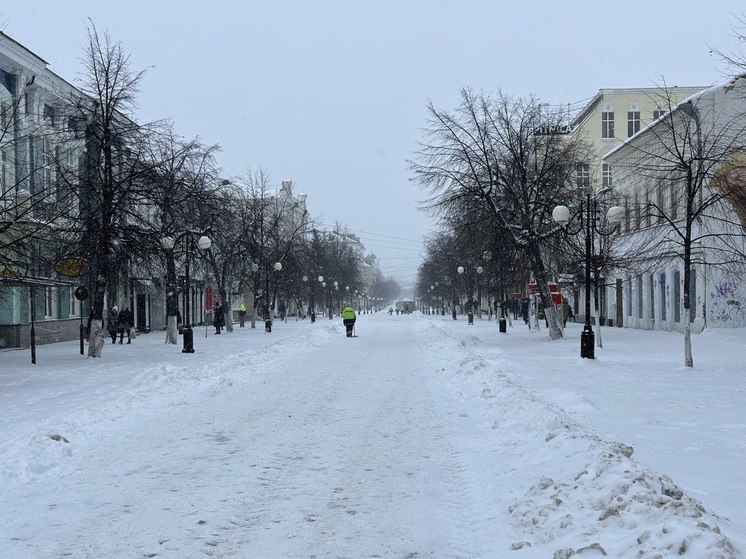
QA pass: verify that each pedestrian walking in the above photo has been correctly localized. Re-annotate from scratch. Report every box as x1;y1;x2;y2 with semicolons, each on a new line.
238;303;246;327
341;304;356;337
118;306;134;344
108;305;119;344
214;302;225;334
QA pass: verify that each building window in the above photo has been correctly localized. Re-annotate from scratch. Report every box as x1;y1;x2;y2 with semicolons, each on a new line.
674;270;681;322
623;194;631;232
25;90;34;116
653;108;665;121
69;287;78;317
628;110;641;137
1;148;6;192
626;278;632;317
659;273;667;321
43;103;55;127
656;184;663;223
576;163;590;190
649;274;655;321
45;286;55;318
601;111;614;138
634;192;641;229
689;269;697;322
637;276;643;319
43;139;55;194
602;163;612;188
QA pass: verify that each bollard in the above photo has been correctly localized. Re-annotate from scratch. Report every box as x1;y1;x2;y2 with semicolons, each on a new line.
265;319;272;333
182;326;194;353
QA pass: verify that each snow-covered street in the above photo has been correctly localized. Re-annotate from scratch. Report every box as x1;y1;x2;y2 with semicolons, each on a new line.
0;313;743;558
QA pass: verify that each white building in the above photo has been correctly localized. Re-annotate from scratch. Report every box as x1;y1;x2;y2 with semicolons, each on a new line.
0;32;87;347
602;76;746;331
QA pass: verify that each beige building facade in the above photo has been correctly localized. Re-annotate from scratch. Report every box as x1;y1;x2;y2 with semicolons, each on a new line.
569;86;706;192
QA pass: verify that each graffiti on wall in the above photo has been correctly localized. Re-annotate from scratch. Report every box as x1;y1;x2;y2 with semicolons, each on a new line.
710;280;746;326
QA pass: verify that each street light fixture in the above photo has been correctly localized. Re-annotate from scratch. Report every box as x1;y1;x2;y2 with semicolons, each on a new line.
553;192;623;359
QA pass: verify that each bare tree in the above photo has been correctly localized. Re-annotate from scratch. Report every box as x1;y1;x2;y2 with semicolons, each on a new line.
58;23;153;357
143;124;221;343
411;88;591;339
218;171;309;329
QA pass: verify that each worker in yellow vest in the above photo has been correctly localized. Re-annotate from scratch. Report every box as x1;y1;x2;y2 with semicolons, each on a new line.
341;304;356;337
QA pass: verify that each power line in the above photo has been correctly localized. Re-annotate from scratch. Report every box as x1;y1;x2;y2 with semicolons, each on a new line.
317;223;424;245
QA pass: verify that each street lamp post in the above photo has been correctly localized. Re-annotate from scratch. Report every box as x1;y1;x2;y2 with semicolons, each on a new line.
458;265;482;325
303;275;316;323
553;192;623;359
317;275;324;319
329;281;339;318
265;261;282;332
163;232;211;353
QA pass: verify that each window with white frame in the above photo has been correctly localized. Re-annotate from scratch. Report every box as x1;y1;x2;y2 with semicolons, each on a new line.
0;147;6;193
45;286;55;318
601;110;614;139
626;278;632;317
656;183;665;224
623;194;631;232
43;103;55;127
576;163;590;190
43;138;55;195
69;287;78;317
648;274;655;320
627;102;641;137
602;163;612;188
637;276;643;319
634;191;641;229
653;108;665;121
670;182;679;220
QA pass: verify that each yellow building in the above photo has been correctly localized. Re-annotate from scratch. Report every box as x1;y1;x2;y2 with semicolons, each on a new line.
569;86;706;191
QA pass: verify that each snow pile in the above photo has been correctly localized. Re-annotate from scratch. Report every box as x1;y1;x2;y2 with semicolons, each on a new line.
426;319;738;558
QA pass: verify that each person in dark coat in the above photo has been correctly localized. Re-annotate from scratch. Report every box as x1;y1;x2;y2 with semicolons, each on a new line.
213;303;225;334
118;306;134;344
108;305;120;344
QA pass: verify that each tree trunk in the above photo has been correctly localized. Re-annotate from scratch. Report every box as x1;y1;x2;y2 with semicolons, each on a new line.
683;183;694;367
223;290;233;333
165;250;179;344
526;243;563;340
88;318;106;358
165;316;178;344
87;272;108;358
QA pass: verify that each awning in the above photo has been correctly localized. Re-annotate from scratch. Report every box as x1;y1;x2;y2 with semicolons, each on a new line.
0;274;75;288
132;278;160;295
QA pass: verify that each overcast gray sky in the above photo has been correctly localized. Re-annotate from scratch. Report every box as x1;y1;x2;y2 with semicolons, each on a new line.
2;1;744;283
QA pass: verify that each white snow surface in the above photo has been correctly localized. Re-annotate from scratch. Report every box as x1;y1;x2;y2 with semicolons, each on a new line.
0;313;743;558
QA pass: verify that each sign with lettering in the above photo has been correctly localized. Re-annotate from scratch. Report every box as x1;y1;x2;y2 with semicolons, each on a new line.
55;258;90;278
534;124;575;136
